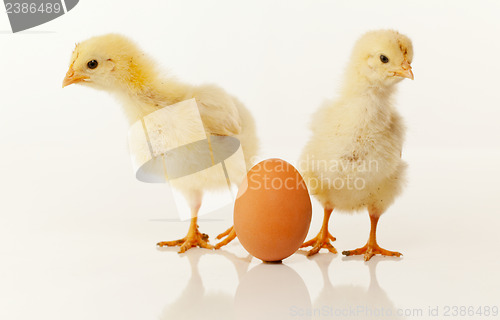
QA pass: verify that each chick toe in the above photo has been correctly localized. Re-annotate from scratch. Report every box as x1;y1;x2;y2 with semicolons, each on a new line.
214;226;237;249
301;231;338;256
342;244;402;261
157;223;214;253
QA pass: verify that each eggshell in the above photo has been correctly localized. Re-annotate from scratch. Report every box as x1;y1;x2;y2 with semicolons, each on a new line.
233;158;312;262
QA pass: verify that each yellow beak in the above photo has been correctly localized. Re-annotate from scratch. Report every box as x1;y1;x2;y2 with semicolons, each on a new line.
392;59;414;80
62;67;89;88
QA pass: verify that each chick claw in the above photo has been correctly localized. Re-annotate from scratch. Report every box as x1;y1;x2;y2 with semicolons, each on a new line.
157;230;213;253
342;244;402;261
214;226;237;249
301;231;337;256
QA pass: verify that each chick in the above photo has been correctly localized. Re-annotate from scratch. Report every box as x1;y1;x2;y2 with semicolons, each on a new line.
63;34;258;253
299;30;413;260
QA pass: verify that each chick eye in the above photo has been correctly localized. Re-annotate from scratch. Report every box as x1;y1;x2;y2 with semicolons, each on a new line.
87;60;98;69
380;55;389;63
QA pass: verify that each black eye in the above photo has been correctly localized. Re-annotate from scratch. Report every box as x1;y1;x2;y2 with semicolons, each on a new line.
380;55;389;63
87;60;98;69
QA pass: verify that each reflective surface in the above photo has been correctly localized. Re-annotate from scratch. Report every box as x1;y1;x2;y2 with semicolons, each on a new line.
1;148;499;319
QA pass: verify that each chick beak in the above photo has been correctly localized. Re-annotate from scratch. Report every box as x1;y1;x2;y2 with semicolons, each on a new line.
62;68;89;88
392;59;414;80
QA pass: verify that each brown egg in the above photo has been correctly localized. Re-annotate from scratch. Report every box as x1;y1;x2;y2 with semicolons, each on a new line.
234;158;312;262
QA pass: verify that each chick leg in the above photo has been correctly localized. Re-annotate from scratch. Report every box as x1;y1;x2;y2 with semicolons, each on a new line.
157;197;214;253
214;226;237;249
300;208;337;256
342;210;402;261
157;216;214;253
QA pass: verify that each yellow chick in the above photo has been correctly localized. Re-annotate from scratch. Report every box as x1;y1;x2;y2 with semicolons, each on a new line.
63;34;259;253
299;30;413;260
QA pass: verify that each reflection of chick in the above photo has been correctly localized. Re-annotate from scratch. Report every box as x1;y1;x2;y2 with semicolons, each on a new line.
300;30;413;260
159;249;251;320
311;257;403;320
63;34;258;252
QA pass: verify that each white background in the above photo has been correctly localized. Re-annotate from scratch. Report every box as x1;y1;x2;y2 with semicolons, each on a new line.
1;1;500;319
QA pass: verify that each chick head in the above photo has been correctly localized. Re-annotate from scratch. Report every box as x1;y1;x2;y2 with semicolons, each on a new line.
349;29;413;86
63;34;156;91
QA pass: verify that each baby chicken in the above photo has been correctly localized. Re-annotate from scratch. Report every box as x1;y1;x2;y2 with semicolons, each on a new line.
63;34;258;253
299;30;413;260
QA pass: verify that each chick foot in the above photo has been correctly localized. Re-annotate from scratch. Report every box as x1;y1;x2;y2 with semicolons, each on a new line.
342;213;401;261
301;231;337;256
214;226;237;249
301;207;337;256
157;217;213;253
342;244;401;261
